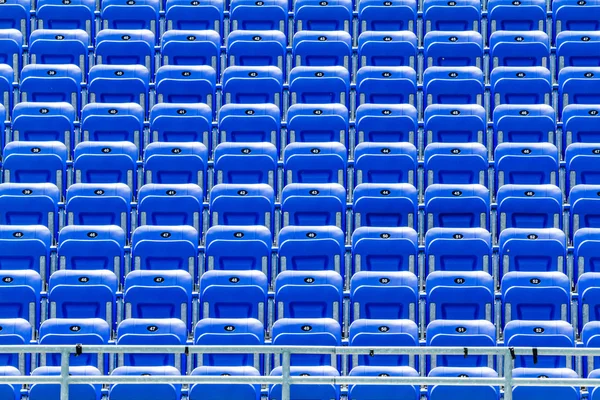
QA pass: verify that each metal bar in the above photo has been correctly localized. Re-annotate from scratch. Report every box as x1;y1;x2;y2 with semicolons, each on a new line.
503;349;513;400
282;350;291;400
59;349;70;400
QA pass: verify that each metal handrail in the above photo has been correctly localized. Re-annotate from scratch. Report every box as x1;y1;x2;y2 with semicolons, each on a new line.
0;345;597;400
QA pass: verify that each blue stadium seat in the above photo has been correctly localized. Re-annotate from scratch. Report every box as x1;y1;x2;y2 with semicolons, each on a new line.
0;270;41;329
424;31;483;68
2;141;67;192
424;104;486;145
0;225;51;282
348;366;419;400
0;29;22;79
294;0;352;31
501;272;571;322
29;29;89;73
270;366;340;400
425;228;491;274
117;318;187;369
489;31;550;68
356;66;417;106
287;104;348;145
426;271;494;322
349;319;418;367
81;103;144;148
423;0;481;31
579;273;600;328
66;184;131;234
36;0;95;36
131;225;198;277
88;65;150;110
0;0;29;39
559;67;600;111
358;0;417;32
96;29;155;73
190;366;260;400
493;104;556;145
499;228;566;279
426;320;496;369
165;0;224;33
289;66;350;106
353;183;417;229
124;270;193;325
156;65;216;107
278;226;345;274
428;367;499;400
228;30;287;69
48;270;118;328
351;271;418;320
495;143;559;187
205;225;271;275
0;319;31;372
150;103;212;147
566;144;600;192
101;0;159;31
589;368;600;400
0;183;60;234
574;228;600;280
58;225;126;277
424;184;490;229
557;31;600;70
144;142;208;188
276;270;343;320
271;318;341;367
570;185;600;234
110;366;181;400
282;183;346;228
504;320;575;368
210;184;275;229
230;0;288;32
74;141;138;193
423;66;484;106
0;65;11;111
20;64;82;110
39;318;110;369
214;143;278;187
487;0;545;35
355;104;418;144
424;142;488;186
491;67;552;109
223;66;283;106
553;0;600;35
218;103;281;145
200;270;268;322
358;31;418;68
496;184;563;230
583;322;600;373
513;368;580;400
293;31;352;68
30;366;102;400
352;227;418;274
138;184;203;233
561;105;600;149
162;30;220;73
354;142;417;185
12;102;76;151
195;318;264;368
284;142;347;185
165;0;223;32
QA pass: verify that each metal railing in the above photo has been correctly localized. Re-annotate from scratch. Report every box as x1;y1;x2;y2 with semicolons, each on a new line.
1;345;599;400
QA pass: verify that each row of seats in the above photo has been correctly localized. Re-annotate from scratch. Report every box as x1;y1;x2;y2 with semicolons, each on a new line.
4;28;600;77
0;317;592;372
1;0;598;38
3;102;598;156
